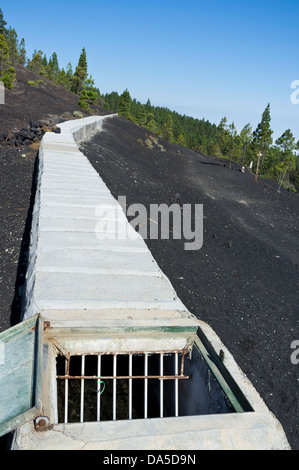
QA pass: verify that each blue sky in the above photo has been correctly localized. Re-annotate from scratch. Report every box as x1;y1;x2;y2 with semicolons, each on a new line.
2;0;298;141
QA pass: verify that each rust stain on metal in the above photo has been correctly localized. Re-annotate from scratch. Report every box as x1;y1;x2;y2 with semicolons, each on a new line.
34;416;53;432
181;352;186;376
56;349;190;381
57;374;189;380
57;348;191;357
49;338;70;360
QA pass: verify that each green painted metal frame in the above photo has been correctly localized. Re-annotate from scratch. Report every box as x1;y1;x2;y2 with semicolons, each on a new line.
195;327;254;413
0;315;43;437
0;316;253;439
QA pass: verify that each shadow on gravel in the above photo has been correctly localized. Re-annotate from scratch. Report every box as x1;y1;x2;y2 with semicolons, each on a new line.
0;153;38;450
10;152;39;327
198;161;222;166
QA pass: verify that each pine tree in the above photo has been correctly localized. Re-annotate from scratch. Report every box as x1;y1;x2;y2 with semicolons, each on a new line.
136;104;146;126
146;113;157;133
0;33;16;88
77;47;87;73
49;52;59;81
104;91;119;113
78;75;98;109
176;133;185;146
118;89;132;118
46;59;53;80
216;117;229;156
228;122;237;169
160;115;174;142
0;9;7;36
27;50;47;76
145;98;152;113
42;54;48;68
239;123;253;164
209;143;222;158
72;47;88;94
6;27;18;65
56;68;67;88
253;103;273;174
65;62;73;91
18;37;26;65
275;129;296;178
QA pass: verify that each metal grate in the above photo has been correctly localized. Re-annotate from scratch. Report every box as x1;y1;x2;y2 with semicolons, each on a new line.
56;350;190;424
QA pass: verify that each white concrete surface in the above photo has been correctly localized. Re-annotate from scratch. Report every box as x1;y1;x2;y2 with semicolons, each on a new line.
23;115;189;325
14;114;290;450
13;413;289;451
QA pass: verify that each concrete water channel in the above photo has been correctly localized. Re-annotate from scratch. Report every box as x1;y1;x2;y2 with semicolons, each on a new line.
0;115;290;450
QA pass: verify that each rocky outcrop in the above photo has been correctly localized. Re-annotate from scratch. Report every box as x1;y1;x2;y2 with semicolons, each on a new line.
0;119;61;147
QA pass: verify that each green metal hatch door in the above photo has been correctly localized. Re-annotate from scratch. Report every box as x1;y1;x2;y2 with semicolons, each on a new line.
0;315;43;437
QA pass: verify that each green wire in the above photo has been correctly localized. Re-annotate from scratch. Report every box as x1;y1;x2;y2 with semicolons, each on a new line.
97;380;105;395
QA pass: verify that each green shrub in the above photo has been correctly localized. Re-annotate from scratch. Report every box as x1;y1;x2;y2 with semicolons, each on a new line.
144;138;153;149
73;110;84;118
0;34;16;89
78;98;89;110
28;80;36;86
0;67;16;89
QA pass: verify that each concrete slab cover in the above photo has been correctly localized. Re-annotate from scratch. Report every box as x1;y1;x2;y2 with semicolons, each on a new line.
23;114;190;324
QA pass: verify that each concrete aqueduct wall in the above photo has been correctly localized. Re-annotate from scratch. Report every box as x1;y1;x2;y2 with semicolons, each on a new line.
14;114;290;450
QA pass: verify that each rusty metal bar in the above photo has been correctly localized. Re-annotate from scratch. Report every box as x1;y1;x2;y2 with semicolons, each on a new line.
80;355;85;423
64;359;69;424
175;352;179;417
113;355;117;421
181;352;185;376
57;351;190;425
160;353;164;418
97;355;101;422
129;354;133;420
59;348;190;357
66;356;70;376
144;353;148;419
57;374;189;380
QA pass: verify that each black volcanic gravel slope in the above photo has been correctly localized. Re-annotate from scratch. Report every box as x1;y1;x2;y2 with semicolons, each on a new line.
0;145;38;332
80;115;299;450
